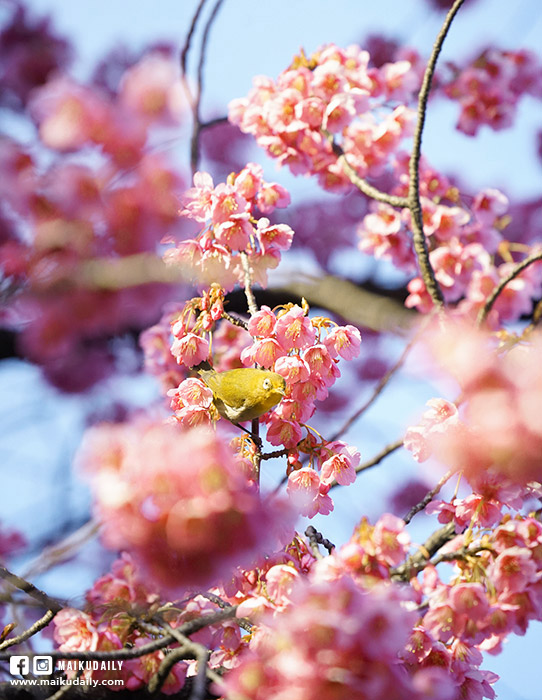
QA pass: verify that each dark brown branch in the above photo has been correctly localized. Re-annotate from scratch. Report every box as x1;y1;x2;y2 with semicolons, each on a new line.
0;609;56;651
180;0;208;76
402;469;454;525
407;0;467;308
391;521;457;580
0;565;64;614
477;250;542;326
260;447;290;461
191;0;226;172
305;526;334;558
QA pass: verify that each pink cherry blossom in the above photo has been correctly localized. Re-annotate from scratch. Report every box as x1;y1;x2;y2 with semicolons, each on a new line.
320;440;360;485
170;331;209;367
275;305;316;350
324;324;362;360
79;421;294;590
246;305;277;337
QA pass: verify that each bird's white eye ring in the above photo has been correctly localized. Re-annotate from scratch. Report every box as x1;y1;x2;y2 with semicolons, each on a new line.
263;378;272;390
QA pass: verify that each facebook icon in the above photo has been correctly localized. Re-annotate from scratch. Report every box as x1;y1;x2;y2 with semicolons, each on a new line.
9;655;29;676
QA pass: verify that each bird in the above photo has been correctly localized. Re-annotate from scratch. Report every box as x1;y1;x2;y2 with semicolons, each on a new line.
198;367;286;424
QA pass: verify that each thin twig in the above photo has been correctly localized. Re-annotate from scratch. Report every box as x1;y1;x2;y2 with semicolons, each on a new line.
180;0;208;77
0;609;56;651
260;447;290;461
477;250;542;326
195;592;253;632
402;469;454;525
431;544;493;567
191;0;226;172
407;0;467;308
180;0;208;173
200;115;230;130
0;566;64;614
23;519;99;580
329;139;408;208
329;438;403;489
305;526;334;558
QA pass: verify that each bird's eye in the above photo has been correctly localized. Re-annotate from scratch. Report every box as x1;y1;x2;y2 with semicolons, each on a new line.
263;378;271;390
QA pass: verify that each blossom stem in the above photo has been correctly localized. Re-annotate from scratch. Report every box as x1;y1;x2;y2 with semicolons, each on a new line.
327;137;408;207
240;251;259;316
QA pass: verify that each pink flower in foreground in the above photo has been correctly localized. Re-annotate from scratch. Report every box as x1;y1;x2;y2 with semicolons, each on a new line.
79;421;293;590
224;575;422;700
423;321;542;484
404;398;462;464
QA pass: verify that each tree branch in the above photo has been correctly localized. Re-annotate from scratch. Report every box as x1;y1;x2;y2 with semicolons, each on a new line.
191;0;226;173
330;139;408;208
0;565;64;614
391;521;457;580
0;609;56;651
407;0;467;308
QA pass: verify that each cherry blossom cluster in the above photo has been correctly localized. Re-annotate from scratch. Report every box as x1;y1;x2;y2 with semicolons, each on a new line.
416;512;542;660
405;322;542;486
441;48;542;136
164;164;292;290
78;420;294;592
140;294;253;395
229;45;542;331
0;49;187;389
304;514;499;699
168;300;362;516
54;553;189;693
229;43;421;191
223;568;494;700
358;153;542;326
